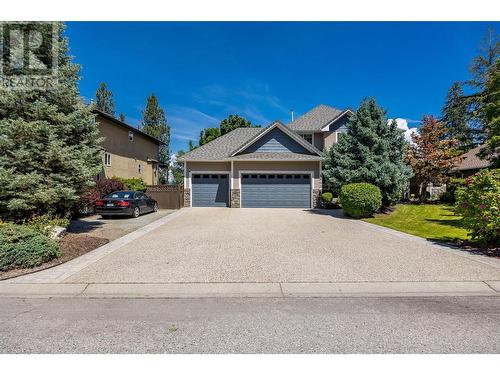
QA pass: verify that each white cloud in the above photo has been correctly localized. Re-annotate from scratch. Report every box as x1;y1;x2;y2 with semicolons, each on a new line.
388;118;418;143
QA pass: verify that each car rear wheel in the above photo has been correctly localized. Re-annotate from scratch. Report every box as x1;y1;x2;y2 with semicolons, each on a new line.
132;206;140;218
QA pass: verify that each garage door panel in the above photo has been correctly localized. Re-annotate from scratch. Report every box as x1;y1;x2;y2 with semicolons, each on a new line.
192;174;229;207
241;174;311;208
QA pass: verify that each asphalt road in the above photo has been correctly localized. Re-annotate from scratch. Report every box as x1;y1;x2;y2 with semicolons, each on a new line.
1;296;499;353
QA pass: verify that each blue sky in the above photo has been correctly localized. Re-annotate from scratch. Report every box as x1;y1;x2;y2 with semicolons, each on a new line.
66;22;498;153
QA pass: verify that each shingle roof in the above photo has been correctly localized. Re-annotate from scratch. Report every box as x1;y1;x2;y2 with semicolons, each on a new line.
177;127;263;161
177;121;324;162
454;145;493;171
288;104;344;131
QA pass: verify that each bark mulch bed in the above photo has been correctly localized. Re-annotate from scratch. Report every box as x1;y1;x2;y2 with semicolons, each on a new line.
0;233;109;281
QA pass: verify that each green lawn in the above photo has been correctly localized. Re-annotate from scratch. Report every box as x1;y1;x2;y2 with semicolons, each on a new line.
363;204;469;242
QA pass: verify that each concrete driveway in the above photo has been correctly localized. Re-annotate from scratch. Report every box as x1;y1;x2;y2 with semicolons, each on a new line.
54;208;500;284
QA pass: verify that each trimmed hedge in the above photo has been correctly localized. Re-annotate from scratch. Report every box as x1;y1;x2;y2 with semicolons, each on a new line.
339;183;382;218
0;223;61;271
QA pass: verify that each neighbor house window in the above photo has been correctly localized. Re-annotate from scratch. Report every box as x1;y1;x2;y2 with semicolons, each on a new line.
104;152;111;166
300;133;313;144
138;164;142;174
128;131;134;141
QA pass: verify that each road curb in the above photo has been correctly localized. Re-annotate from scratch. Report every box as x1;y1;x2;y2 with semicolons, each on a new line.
0;281;498;298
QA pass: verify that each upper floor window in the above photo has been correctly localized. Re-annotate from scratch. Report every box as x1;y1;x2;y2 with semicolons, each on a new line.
128;131;134;141
300;133;313;144
104;152;112;166
137;163;142;174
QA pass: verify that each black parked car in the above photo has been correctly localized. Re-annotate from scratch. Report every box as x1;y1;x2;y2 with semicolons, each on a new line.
95;190;158;218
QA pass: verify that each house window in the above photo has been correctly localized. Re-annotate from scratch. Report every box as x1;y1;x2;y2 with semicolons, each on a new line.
138;164;142;174
104;152;111;166
128;131;134;141
300;133;313;144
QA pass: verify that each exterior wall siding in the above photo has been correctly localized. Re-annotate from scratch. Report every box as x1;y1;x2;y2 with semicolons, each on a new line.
98;116;160;184
313;132;324;151
323;131;336;151
240;128;311;154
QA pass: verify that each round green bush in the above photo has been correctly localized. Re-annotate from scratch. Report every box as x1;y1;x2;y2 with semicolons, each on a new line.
0;223;61;271
339;183;382;218
321;192;333;203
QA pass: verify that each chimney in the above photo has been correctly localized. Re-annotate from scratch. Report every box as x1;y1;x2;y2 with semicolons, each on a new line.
290;109;294;122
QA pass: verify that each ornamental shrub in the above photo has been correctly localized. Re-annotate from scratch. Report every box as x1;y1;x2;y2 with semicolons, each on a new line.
339;183;382;218
321;192;333;203
0;223;61;271
455;169;500;244
441;177;466;203
114;177;147;192
24;215;70;236
75;177;126;214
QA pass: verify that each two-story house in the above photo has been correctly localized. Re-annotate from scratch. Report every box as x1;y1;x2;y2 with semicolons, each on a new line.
95;109;163;185
178;104;352;209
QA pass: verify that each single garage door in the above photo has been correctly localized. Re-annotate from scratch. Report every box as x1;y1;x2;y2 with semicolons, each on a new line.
241;173;311;208
192;174;229;207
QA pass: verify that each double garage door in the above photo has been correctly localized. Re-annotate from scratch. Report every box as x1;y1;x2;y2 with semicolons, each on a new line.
191;173;311;208
241;173;311;208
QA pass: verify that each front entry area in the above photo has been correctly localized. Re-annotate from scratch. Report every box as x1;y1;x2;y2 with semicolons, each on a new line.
241;173;311;208
191;173;230;207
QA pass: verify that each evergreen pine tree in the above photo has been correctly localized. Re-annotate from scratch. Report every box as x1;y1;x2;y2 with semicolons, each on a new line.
141;94;170;182
0;22;102;221
480;58;500;166
442;82;473;150
323;98;412;206
95;82;115;115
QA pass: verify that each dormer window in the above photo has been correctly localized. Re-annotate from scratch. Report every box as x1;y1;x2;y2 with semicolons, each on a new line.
128;131;134;141
300;133;313;144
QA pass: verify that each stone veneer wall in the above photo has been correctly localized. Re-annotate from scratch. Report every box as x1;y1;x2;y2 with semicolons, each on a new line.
230;189;240;208
312;189;321;208
183;188;191;207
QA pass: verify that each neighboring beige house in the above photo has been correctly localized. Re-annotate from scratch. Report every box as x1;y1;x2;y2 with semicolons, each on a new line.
95;109;163;185
177;105;351;208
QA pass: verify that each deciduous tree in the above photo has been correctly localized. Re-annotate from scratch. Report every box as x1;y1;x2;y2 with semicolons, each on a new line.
405;116;460;202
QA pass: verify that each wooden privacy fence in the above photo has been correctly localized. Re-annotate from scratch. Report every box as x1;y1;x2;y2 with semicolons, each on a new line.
146;185;184;209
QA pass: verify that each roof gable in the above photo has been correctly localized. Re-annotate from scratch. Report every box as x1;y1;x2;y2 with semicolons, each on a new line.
238;127;312;155
320;109;353;132
232;121;323;157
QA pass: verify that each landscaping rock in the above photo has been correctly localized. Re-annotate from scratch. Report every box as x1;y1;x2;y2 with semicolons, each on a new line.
50;226;67;241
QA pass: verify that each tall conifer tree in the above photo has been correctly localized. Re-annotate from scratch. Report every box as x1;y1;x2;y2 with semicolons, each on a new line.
0;22;102;220
323;98;412;206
